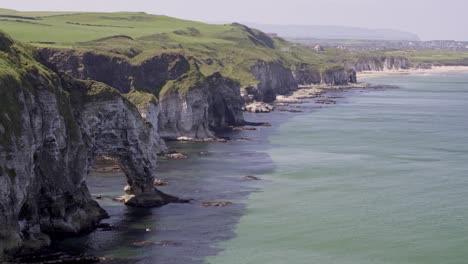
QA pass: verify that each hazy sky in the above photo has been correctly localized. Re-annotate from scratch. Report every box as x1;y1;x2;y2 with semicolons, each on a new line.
0;0;466;40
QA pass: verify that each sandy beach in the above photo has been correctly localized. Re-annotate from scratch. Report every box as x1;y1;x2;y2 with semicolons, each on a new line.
357;66;468;78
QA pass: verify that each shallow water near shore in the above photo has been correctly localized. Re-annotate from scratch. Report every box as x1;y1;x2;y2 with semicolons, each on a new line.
208;73;468;264
53;73;468;264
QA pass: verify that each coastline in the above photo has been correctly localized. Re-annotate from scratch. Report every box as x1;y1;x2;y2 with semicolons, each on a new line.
32;83;375;264
356;66;468;78
207;71;468;264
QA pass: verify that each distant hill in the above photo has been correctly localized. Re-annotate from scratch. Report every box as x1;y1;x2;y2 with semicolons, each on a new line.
246;23;420;41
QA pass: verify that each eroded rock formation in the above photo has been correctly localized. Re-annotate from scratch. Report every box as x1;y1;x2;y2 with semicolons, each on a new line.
38;49;190;94
158;66;245;139
0;35;180;260
294;64;357;86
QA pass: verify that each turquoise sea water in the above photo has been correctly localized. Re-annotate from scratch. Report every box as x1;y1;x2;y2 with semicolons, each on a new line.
208;73;468;264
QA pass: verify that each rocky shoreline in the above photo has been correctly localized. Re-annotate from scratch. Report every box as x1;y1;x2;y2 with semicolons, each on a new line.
243;82;398;113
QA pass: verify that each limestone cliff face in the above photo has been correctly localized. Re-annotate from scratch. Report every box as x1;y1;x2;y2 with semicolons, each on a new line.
0;73;107;260
158;71;244;139
60;76;171;203
320;68;357;85
351;56;411;72
249;61;298;102
39;50;245;139
293;68;322;85
158;80;213;139
294;67;357;86
0;36;178;260
206;73;245;129
137;101;168;152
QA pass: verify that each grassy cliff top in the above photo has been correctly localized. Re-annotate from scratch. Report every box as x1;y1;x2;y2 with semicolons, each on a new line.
0;9;345;86
124;90;158;110
0;9;240;45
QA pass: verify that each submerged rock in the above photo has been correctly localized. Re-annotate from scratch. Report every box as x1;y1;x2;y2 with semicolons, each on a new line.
231;126;258;131
161;152;188;159
241;176;262;181
153;179;169;186
201;201;233;207
175;137;228;142
131;240;182;247
315;99;337;104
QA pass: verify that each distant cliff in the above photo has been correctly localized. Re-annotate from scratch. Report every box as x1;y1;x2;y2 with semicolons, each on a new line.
294;64;357;86
349;56;411;72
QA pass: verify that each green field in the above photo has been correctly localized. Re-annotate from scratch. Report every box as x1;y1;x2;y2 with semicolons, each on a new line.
0;8;347;86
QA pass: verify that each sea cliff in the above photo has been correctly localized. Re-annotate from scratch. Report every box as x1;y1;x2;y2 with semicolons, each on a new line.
0;34;182;260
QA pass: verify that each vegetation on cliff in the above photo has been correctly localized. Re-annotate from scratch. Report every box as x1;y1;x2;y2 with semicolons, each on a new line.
160;60;206;96
124;90;159;110
0;31;58;147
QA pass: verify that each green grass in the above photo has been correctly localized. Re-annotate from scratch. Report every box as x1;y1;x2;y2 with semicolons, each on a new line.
0;9;235;45
0;9;348;87
0;31;79;148
60;74;121;105
124;90;158;109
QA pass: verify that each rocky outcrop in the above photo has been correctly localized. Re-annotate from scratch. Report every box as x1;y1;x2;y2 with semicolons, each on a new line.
158;67;244;139
158;69;214;139
245;102;274;113
60;76;178;208
351;56;411;72
206;72;245;129
0;36;180;261
321;67;357;85
249;61;298;103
